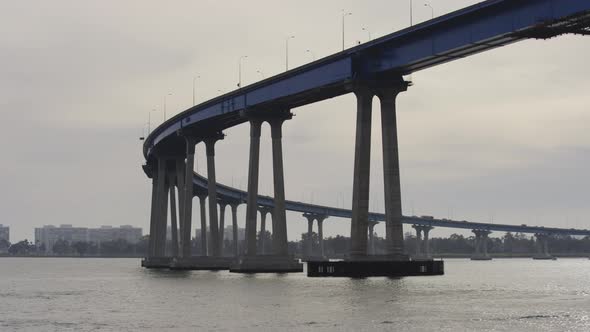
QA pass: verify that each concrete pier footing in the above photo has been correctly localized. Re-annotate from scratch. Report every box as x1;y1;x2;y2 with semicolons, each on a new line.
308;259;443;277
141;256;233;270
229;255;303;273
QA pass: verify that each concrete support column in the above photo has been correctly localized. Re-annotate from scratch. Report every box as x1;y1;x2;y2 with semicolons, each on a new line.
473;232;481;255
423;226;433;258
175;159;186;256
219;202;227;255
472;229;491;259
205;135;223;257
230;204;239;257
158;181;169;256
304;214;315;257
317;217;326;258
148;174;158;258
350;88;374;258
543;236;550;256
535;233;552;257
198;195;207;256
368;221;378;255
155;157;168;257
377;83;408;256
181;136;197;258
412;225;423;256
245;119;263;256
481;233;488;256
167;172;179;257
258;207;270;254
535;234;543;255
269;115;291;257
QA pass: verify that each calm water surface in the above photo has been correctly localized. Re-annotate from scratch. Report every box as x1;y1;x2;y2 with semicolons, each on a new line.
0;258;589;331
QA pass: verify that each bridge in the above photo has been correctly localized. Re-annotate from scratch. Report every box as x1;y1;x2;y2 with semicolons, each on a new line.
141;0;590;276
190;172;590;260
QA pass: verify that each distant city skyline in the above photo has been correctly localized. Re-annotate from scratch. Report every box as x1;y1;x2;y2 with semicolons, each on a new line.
0;224;9;243
34;224;142;254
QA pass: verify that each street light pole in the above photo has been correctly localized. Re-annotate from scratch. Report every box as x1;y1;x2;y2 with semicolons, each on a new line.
342;11;352;51
147;108;158;134
238;56;248;88
305;49;316;61
192;75;200;106
286;35;295;71
163;93;172;121
410;0;413;26
362;27;372;41
424;3;434;19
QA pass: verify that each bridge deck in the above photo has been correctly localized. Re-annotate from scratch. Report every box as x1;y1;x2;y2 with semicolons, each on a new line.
144;0;590;156
193;174;590;237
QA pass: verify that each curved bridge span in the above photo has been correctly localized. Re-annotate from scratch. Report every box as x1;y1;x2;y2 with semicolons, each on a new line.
142;0;590;269
192;173;590;237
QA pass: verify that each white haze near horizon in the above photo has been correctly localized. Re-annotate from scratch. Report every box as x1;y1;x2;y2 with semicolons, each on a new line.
1;0;589;243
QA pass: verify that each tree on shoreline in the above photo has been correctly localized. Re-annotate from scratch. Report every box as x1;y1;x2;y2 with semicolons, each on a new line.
8;240;35;255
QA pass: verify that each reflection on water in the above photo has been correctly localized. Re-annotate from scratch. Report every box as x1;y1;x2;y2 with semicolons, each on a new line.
0;258;589;331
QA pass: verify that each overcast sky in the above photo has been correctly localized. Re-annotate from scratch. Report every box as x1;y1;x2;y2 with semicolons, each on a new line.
2;0;589;242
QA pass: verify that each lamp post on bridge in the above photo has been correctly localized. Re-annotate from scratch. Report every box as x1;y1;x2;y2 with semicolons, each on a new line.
285;35;295;71
147;108;160;134
163;92;172;121
256;70;265;79
305;49;316;61
362;27;372;41
424;3;434;19
410;0;413;26
238;55;248;88
342;11;352;51
192;75;200;106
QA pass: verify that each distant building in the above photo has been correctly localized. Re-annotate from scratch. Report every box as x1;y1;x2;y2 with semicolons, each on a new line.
35;225;88;253
35;225;142;254
0;224;9;243
195;226;245;243
88;225;142;245
0;224;9;254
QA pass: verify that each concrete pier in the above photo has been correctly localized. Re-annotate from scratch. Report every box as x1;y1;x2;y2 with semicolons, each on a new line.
230;203;240;257
205;134;223;257
377;84;408;257
181;136;197;258
168;173;179;257
148;175;158;258
219;202;227;251
269;115;291;257
412;225;434;260
303;213;315;258
471;229;492;260
423;226;432;259
154;157;168;257
317;216;326;258
244;119;262;256
258;206;273;254
306;80;432;277
349;87;373;258
533;233;556;260
231;112;302;273
302;213;328;260
197;194;208;255
368;221;378;255
175;159;186;257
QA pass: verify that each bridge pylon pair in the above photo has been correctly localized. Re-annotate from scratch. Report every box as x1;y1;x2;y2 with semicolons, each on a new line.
348;78;410;261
